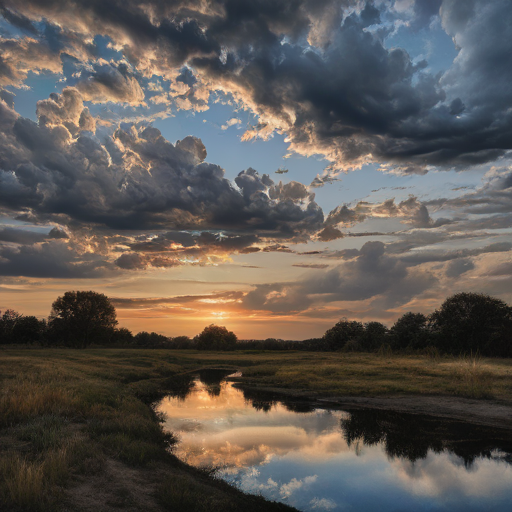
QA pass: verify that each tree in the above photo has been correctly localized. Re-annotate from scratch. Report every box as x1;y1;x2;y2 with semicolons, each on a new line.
134;331;169;348
0;309;22;344
429;293;512;356
322;319;365;351
390;312;430;351
111;327;134;345
360;322;388;352
47;291;117;348
194;324;237;351
12;316;46;345
169;336;193;349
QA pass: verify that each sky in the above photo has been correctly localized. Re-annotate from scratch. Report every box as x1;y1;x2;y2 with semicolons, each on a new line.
0;0;511;339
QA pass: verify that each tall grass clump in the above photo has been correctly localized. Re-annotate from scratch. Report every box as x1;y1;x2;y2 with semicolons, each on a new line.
453;354;494;399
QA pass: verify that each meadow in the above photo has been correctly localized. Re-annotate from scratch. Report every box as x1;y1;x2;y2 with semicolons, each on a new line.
1;348;512;511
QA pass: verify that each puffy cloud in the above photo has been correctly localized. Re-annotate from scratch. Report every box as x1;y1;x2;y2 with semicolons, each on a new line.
0;36;63;87
0;89;323;238
322;195;451;233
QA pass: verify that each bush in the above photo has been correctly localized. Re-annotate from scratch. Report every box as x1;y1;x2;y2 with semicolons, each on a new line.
194;325;237;351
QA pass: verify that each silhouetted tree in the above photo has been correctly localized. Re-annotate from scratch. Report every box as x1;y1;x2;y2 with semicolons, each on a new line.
111;327;134;345
194;324;237;350
12;316;46;344
389;312;430;351
322;319;365;351
430;292;512;356
168;335;193;349
360;322;388;352
0;309;21;344
134;331;169;347
47;291;117;348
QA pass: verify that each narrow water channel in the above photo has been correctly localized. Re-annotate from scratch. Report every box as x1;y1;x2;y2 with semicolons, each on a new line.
156;371;512;512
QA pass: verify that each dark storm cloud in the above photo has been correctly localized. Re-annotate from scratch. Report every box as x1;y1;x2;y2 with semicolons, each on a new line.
0;88;323;238
1;0;512;175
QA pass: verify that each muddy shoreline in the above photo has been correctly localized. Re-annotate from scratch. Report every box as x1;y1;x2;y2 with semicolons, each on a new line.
231;379;512;431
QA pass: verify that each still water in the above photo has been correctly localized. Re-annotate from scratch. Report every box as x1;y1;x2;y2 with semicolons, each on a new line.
157;371;512;512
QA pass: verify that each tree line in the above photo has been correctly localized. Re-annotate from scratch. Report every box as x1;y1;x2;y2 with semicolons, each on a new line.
1;291;512;357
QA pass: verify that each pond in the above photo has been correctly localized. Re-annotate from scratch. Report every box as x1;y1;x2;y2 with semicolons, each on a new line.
156;371;512;512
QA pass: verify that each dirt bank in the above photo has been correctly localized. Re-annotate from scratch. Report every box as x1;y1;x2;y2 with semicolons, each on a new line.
233;380;512;431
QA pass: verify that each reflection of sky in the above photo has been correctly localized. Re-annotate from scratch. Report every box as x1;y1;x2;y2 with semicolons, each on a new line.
158;380;512;512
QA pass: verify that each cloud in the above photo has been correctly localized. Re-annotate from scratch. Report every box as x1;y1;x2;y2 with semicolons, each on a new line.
0;36;63;87
244;241;436;314
445;257;474;278
0;240;110;278
0;0;511;177
221;117;241;130
310;497;337;511
279;475;318;499
292;263;329;269
0;226;68;245
397;242;512;266
0;89;323;239
73;61;146;105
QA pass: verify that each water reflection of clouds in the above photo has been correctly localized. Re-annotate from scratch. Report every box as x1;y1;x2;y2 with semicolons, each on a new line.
158;380;512;512
392;454;512;498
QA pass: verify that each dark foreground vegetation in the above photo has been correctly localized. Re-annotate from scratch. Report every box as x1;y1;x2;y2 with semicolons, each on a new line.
2;291;512;358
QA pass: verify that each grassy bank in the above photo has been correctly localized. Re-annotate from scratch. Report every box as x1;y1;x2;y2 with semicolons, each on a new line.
1;348;512;510
0;348;295;512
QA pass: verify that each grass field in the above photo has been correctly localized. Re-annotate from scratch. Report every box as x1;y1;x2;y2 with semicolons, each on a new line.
1;348;512;511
